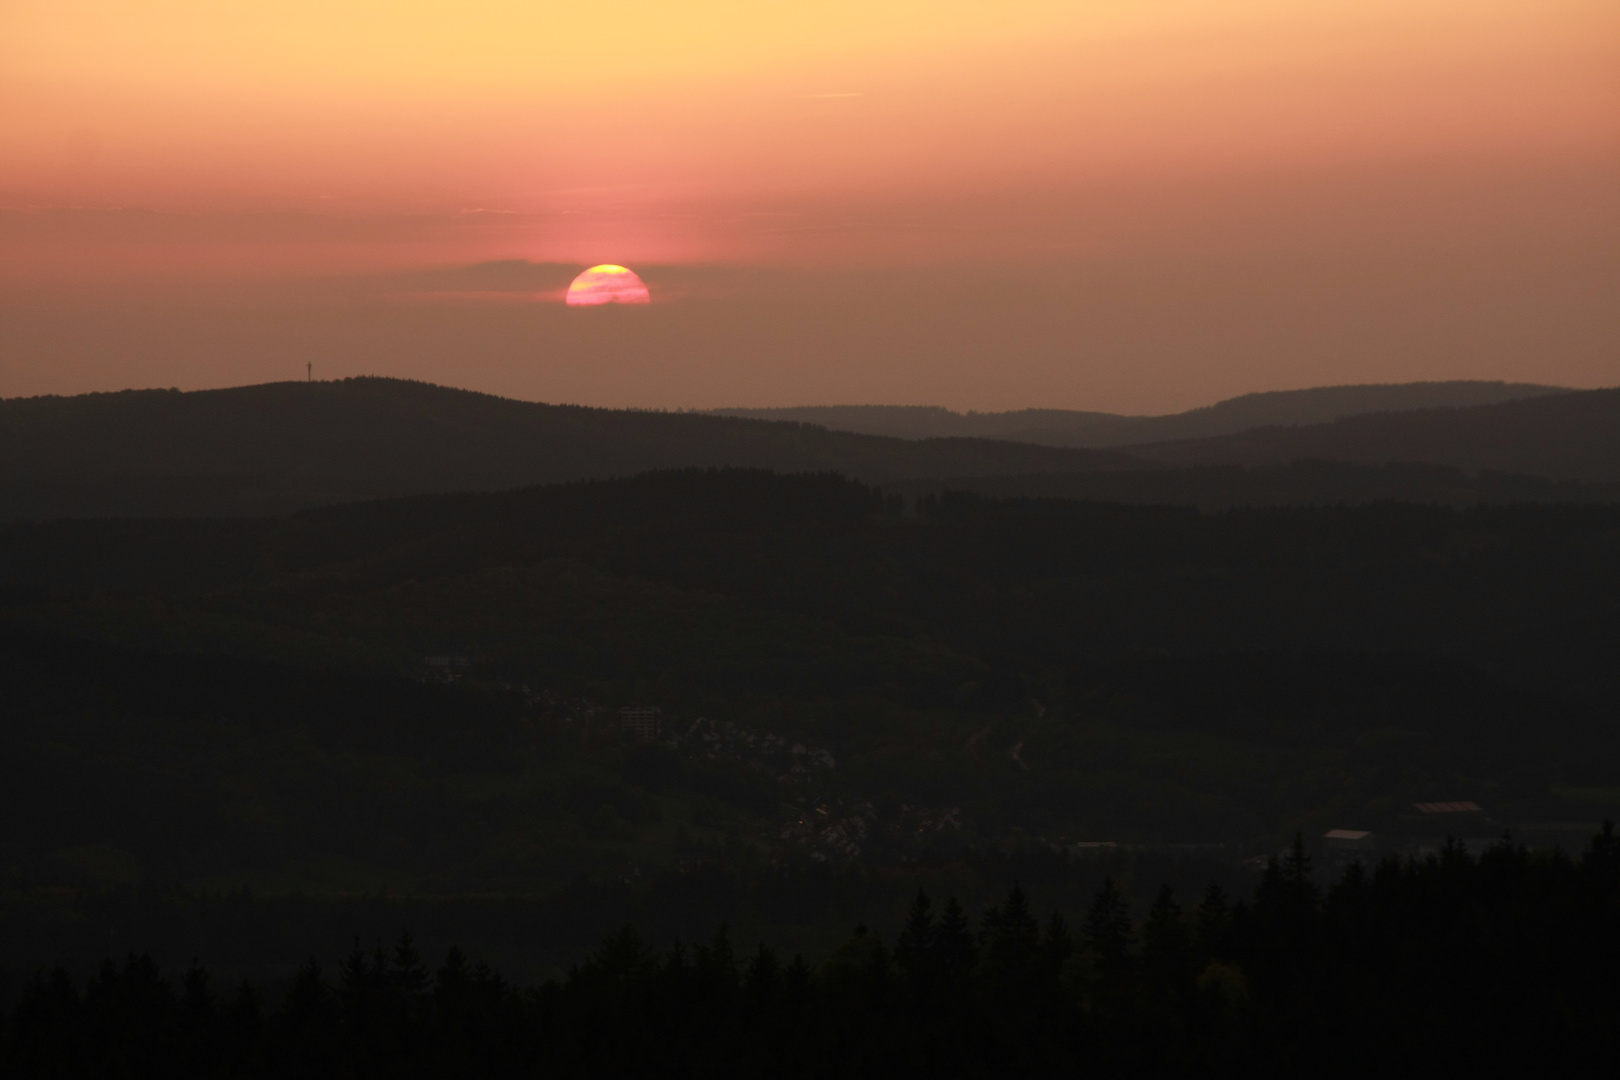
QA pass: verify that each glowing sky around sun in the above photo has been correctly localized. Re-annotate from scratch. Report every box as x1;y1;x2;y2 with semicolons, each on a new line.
1;1;1616;407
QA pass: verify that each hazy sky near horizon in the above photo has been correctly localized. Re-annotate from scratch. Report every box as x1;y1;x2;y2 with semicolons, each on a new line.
2;0;1616;412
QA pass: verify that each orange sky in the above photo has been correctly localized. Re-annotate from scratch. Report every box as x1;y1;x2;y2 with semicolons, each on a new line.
1;0;1616;410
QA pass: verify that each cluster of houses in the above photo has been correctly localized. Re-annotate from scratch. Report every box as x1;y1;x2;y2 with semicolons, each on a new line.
419;655;471;683
778;798;876;862
774;798;970;864
618;707;839;779
419;674;1579;874
895;804;963;836
1318;800;1517;868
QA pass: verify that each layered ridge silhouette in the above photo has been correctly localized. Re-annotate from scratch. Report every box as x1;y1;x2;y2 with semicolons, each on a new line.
711;381;1570;447
1125;388;1620;482
0;378;1135;518
5;378;1618;520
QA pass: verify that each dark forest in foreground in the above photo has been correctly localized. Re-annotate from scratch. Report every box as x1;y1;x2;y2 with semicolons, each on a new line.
5;831;1617;1078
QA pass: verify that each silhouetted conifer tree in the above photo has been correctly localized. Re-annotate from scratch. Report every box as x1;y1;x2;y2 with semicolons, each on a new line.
895;889;937;985
435;946;471;1003
694;924;739;1001
935;897;978;984
1041;910;1073;986
1195;883;1232;962
588;924;652;993
1254;856;1286;917
1284;832;1318;910
746;944;781;1005
391;931;428;998
271;959;336;1077
223;979;263;1071
1142;885;1189;978
981;885;1041;991
1083;877;1133;967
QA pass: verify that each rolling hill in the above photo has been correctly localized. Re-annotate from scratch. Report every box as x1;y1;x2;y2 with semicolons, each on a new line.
1126;387;1620;482
7;377;1614;521
710;380;1569;448
0;377;1137;518
4;469;1618;904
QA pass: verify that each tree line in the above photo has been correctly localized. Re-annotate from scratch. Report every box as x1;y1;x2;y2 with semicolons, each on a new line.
5;826;1616;1078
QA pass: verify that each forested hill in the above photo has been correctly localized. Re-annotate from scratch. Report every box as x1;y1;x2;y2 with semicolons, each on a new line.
710;380;1568;447
7;378;1613;520
1128;387;1620;482
0;378;1136;519
3;468;1619;968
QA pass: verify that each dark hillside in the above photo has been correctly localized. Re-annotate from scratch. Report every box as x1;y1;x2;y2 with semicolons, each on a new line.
7;470;1620;690
1129;387;1620;481
712;380;1567;447
9;379;1606;520
707;404;1124;440
890;459;1620;509
1039;379;1571;447
3;469;1620;970
6;470;1620;797
0;378;1136;518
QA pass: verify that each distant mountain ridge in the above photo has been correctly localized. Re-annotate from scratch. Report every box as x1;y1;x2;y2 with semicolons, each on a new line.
703;405;1124;442
710;381;1569;448
1125;387;1620;482
0;378;1136;519
4;377;1615;521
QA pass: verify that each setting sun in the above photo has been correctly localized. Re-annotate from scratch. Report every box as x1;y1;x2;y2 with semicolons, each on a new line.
565;265;651;306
